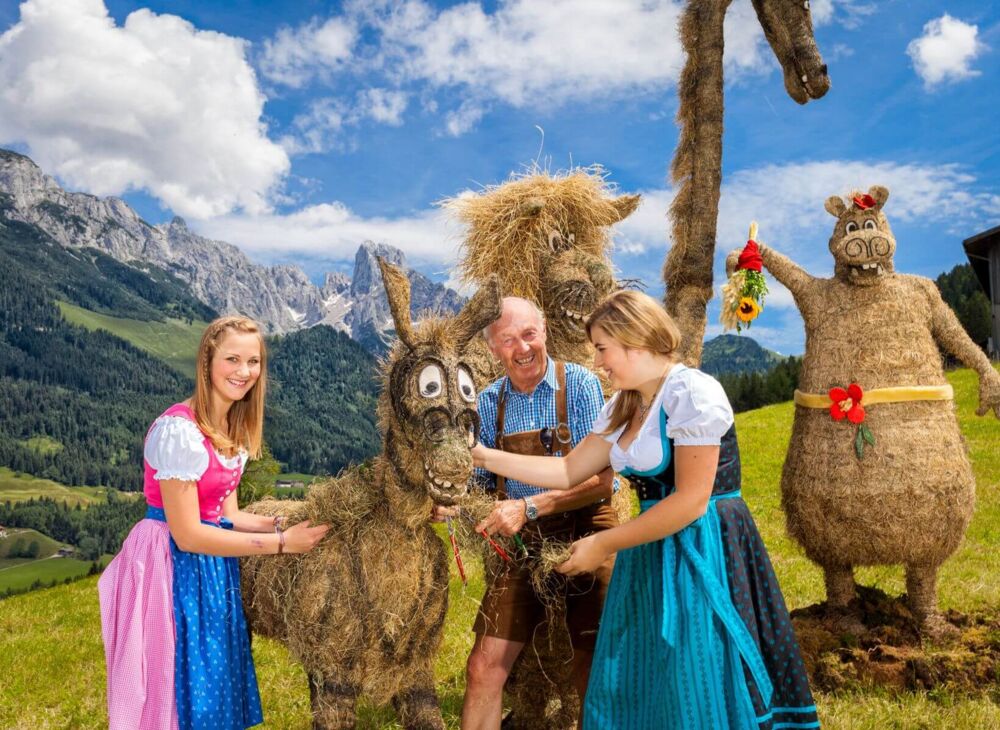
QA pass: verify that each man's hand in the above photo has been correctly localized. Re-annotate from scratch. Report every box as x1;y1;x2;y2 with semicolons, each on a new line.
430;504;459;523
476;499;528;537
555;533;610;576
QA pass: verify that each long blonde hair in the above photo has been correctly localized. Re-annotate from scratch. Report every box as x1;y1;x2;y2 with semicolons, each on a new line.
585;290;682;434
192;315;266;459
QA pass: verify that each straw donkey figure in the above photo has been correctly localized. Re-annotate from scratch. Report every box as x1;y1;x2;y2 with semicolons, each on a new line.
727;185;1000;636
446;169;639;729
240;258;501;729
663;0;830;365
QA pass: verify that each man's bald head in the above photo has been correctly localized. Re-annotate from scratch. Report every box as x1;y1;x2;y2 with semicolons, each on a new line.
484;297;545;346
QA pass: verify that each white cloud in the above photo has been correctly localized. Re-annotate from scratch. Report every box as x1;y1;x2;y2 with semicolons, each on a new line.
263;0;845;136
444;101;487;137
194;201;464;266
258;16;356;88
907;14;983;89
602;159;999;291
280;98;346;155
0;0;289;218
359;88;408;125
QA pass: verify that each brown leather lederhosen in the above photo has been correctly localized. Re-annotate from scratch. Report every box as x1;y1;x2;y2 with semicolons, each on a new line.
472;361;618;648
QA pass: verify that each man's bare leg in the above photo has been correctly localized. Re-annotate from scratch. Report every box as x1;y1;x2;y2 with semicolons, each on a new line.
462;634;525;730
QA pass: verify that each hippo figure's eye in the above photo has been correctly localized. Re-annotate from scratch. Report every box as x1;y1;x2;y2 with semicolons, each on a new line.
864;219;877;231
457;366;476;403
418;364;444;398
845;221;859;234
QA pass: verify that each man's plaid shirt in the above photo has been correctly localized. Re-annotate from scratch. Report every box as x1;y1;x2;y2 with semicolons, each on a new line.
475;357;607;500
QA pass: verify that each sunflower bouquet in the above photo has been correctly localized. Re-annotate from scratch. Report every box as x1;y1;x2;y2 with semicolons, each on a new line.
721;221;768;333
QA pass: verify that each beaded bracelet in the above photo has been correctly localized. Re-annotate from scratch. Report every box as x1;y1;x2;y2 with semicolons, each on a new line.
274;515;286;554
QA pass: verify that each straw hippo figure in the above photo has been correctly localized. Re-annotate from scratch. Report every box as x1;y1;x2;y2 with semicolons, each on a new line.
240;259;500;729
728;185;1000;636
446;168;639;728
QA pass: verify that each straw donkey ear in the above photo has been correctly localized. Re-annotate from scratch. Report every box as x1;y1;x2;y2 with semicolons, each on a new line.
452;274;502;350
868;185;889;211
824;195;847;218
610;193;641;222
377;257;417;350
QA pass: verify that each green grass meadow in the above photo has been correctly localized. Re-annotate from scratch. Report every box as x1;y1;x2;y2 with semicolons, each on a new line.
0;466;114;507
1;368;998;728
56;300;205;378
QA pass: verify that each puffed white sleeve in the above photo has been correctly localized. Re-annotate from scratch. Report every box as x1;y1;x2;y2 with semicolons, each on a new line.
143;416;210;481
662;369;734;446
591;393;626;443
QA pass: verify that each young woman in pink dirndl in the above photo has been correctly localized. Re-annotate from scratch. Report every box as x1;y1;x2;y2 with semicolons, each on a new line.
99;316;329;729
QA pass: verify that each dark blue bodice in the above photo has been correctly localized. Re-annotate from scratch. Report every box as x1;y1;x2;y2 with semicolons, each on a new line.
624;423;741;502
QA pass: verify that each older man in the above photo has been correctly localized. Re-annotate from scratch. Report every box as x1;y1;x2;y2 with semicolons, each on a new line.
459;296;617;730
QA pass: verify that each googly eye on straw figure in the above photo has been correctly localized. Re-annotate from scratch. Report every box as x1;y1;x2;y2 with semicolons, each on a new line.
721;221;768;333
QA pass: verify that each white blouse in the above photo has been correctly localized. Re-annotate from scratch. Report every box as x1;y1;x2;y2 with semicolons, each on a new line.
143;415;247;482
592;364;734;474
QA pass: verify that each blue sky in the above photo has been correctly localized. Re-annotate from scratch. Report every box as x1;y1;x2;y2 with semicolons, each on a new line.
1;0;998;354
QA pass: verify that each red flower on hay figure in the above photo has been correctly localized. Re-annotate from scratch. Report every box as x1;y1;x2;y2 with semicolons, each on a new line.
852;194;876;210
828;383;866;424
828;382;876;458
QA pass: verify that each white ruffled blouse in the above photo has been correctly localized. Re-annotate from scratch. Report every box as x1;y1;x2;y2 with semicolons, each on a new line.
592;364;734;474
143;415;248;482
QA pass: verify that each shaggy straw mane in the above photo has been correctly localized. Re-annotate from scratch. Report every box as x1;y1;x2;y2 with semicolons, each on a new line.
449;167;623;296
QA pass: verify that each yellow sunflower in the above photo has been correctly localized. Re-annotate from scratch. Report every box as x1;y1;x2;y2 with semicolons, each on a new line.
736;297;761;323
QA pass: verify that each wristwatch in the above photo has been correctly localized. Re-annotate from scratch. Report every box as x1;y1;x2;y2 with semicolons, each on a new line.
522;496;539;521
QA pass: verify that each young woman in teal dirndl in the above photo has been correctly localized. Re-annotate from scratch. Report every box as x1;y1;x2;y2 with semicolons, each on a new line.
472;290;819;729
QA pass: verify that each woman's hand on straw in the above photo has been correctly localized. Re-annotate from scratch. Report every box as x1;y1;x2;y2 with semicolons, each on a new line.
282;520;330;553
555;533;610;576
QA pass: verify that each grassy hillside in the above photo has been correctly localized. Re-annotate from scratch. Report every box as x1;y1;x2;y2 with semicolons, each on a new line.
57;301;205;378
1;368;997;728
0;527;63;564
0;467;115;508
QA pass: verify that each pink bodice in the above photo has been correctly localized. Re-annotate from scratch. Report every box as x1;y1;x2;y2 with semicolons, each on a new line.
143;403;245;523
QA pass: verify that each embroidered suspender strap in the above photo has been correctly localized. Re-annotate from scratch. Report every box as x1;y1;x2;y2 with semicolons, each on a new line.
793;384;953;409
553;361;570;455
495;379;509;499
493;362;569;497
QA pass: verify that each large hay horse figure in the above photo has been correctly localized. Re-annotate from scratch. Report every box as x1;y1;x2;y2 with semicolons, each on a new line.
728;186;1000;636
241;259;500;729
663;0;830;365
446;169;639;728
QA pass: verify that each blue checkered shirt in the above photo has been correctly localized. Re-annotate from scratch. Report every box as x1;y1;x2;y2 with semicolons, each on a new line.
476;357;608;500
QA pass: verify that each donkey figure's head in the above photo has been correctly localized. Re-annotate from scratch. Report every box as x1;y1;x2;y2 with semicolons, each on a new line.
751;0;831;103
378;258;501;507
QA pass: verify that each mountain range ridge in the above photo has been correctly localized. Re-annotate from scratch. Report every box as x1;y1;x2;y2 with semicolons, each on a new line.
0;148;462;345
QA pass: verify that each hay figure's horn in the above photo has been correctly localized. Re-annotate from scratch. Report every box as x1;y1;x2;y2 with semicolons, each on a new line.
377;257;417;350
610;193;641;222
452;274;502;350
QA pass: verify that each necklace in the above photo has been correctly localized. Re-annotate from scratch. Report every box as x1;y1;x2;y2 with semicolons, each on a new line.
636;364;673;423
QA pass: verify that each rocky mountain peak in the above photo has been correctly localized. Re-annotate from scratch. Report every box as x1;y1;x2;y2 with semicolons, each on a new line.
0;147;464;350
351;241;405;297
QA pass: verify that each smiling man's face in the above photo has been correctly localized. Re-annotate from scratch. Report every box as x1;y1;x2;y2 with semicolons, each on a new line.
486;297;548;394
